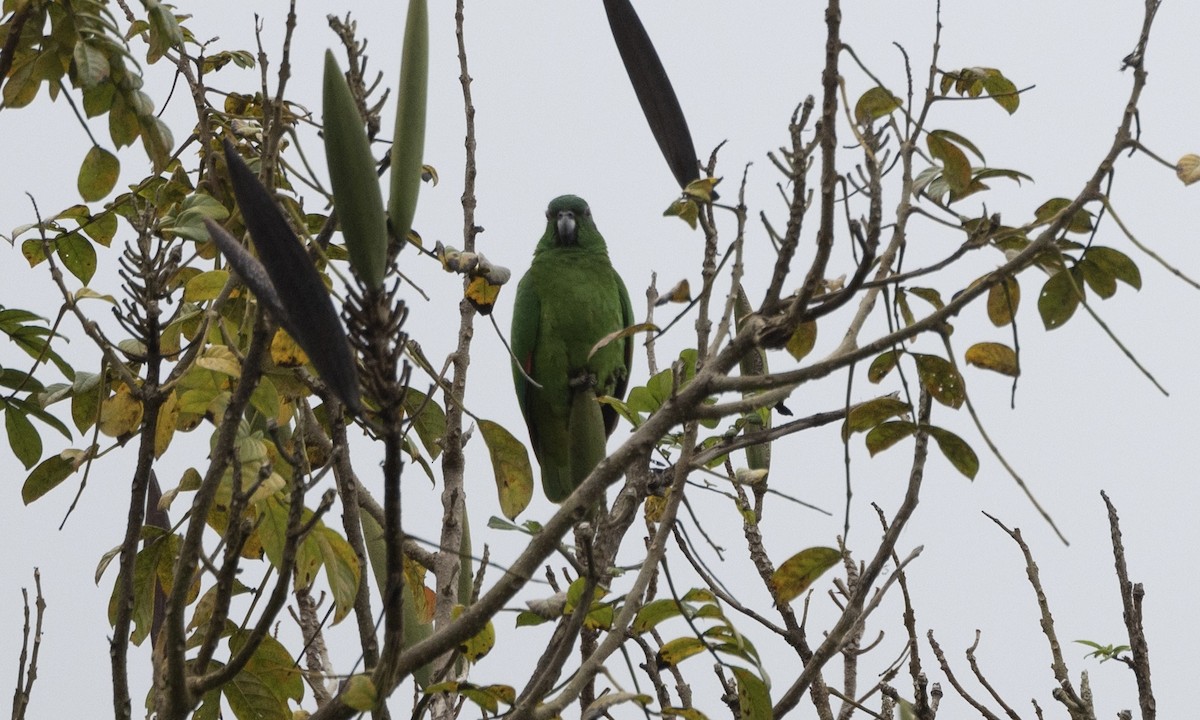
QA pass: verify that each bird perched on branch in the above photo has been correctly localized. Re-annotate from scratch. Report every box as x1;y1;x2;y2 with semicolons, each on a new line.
511;195;634;502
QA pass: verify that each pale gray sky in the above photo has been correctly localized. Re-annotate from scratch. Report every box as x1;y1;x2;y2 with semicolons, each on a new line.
2;1;1198;717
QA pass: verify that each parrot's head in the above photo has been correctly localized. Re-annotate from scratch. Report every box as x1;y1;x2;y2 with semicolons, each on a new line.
544;194;595;248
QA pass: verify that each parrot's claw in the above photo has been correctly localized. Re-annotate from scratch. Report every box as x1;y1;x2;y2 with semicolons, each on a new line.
569;371;598;391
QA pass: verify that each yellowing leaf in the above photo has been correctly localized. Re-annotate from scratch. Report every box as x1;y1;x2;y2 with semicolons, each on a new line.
78;146;120;202
465;276;501;315
184;269;230;302
342;674;377;711
99;384;143;438
270;329;308;368
965;342;1019;377
854;86;902;124
733;667;772;720
986;276;1020;327
656;637;706;667
656;278;691;305
154;390;180;457
451;604;495;662
682;176;721;203
479;419;533;520
785;320;817;361
663;197;699;229
769;546;840;603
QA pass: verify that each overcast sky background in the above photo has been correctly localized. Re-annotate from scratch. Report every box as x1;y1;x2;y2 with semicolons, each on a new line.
2;1;1199;717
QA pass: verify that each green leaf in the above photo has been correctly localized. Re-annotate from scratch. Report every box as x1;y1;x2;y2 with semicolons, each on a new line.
1034;198;1093;234
926;426;980;479
58;233;98;284
633;598;683;635
732;667;772;720
1079;256;1117;299
5;403;43;469
78;146;120;202
73;42;111;87
854;86;902;124
323;50;388;288
146;3;183;63
22;452;75;504
964;342;1019;377
986;276;1020;326
479;419;533;520
842;396;911;440
316;526;360;624
1084;247;1141;290
927;132;971;196
981;69;1020;114
387;0;429;253
913;353;966;409
865;421;918;456
1038;268;1082;330
868;350;900;383
769;547;840;603
402;389;446;459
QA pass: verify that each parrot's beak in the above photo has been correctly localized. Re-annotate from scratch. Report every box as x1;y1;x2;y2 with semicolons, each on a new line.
556;212;578;246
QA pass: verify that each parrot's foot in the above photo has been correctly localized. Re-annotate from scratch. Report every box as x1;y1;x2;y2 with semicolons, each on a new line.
568;370;598;391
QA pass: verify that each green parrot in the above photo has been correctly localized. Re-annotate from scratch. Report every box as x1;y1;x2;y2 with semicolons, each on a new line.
511;195;635;502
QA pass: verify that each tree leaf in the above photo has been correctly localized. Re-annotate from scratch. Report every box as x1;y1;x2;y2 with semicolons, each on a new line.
22;452;76;505
58;233;98;284
402;389;446;460
5;402;42;470
1084;246;1141;290
316;525;360;625
986;276;1020;326
964;342;1019;377
479;419;533;520
867;350;900;383
769;546;840;603
341;674;377;712
841;396;911;440
633;598;683;635
785;320;817;361
656;637;707;668
865;421;918;456
927;426;980;479
927;132;971;196
913;353;966;409
77;146;120;202
732;667;772;720
99;383;144;438
1034;198;1093;233
854;86;902;124
1038;268;1082;330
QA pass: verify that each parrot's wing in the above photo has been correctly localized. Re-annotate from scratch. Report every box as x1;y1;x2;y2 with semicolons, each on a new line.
511;280;541;457
603;272;636;438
